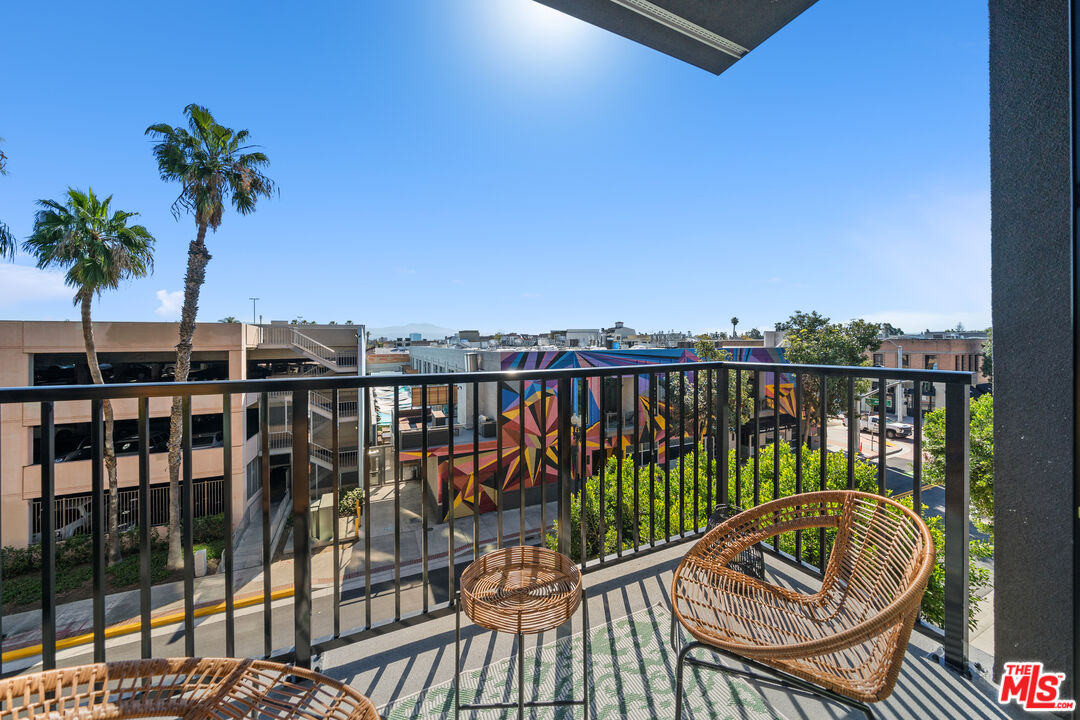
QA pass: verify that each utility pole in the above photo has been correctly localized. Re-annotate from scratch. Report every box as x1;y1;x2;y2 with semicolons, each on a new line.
249;297;260;325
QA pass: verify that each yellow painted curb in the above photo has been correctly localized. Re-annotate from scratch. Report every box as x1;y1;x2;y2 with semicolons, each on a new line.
2;587;295;663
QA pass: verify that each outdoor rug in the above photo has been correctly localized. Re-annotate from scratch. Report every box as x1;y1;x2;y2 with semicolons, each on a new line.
382;603;788;719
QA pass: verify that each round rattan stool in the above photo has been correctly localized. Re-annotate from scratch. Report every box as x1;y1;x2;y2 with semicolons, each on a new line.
455;546;588;719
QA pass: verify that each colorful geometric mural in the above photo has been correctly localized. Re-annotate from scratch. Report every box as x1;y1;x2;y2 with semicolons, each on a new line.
405;347;793;521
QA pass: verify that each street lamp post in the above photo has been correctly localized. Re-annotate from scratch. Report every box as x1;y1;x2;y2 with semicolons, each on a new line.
249;297;260;325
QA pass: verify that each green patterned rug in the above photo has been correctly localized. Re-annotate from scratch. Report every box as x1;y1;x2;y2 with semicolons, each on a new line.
383;603;787;719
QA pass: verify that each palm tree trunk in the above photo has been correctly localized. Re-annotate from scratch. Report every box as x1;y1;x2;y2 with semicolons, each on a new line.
80;291;121;564
166;225;212;570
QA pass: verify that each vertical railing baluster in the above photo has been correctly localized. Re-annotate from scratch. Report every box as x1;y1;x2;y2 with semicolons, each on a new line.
664;372;672;540
138;397;151;658
718;368;729;508
540;381;547;544
753;371;761;507
678;371;686;535
0;405;3;658
847;376;857;490
794;373;803;564
90;398;105;662
649;374;656;546
259;392;272;657
735;371;743;509
556;377;572;558
772;371;780;550
616;375;624;557
363;387;372;628
290;389;311;669
693;370;700;531
519;378;526;547
496;382;503;549
818;376;828;572
421;384;429;614
393;385;401;621
332;390;341;637
598;376;606;563
633;374;641;552
447;382;456;604
579;377;587;565
912;382;923;516
182;396;195;656
943;382;970;671
40;401;56;670
877;377;887;495
222;392;235;655
705;368;713;515
472;381;480;559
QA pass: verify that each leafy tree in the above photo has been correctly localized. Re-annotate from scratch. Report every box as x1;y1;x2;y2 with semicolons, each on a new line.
219;316;239;323
746;327;763;339
924;393;994;534
24;188;155;563
0;139;14;260
881;322;904;336
147;104;275;569
730;317;738;337
778;310;882;444
981;328;993;381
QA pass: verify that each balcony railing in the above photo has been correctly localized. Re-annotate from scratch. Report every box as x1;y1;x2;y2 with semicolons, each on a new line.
0;360;973;677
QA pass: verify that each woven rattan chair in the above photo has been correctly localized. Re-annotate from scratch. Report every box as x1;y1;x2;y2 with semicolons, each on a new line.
0;657;379;720
671;490;934;719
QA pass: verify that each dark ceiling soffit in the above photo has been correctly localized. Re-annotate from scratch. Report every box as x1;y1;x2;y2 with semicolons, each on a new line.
532;0;819;75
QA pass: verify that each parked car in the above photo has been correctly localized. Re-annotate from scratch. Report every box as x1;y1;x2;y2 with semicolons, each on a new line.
858;415;913;439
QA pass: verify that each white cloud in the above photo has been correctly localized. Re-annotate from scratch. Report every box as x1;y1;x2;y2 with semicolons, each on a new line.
154;289;183;318
0;264;71;307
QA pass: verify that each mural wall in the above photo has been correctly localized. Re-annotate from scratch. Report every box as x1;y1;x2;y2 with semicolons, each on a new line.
405;347;791;521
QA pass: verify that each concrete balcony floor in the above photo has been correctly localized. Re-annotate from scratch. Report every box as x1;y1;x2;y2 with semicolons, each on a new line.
323;542;1022;720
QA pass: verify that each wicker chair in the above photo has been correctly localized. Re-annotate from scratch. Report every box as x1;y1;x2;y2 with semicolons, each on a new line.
0;658;379;720
671;490;934;719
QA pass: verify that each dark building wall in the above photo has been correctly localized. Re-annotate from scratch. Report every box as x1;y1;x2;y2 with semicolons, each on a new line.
989;0;1075;694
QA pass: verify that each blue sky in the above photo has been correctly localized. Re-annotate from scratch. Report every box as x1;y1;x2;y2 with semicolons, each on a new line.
0;1;989;335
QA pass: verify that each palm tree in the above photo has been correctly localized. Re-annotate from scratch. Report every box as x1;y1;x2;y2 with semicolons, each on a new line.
0;139;15;260
24;188;155;563
146;104;275;569
219;316;239;323
730;316;739;337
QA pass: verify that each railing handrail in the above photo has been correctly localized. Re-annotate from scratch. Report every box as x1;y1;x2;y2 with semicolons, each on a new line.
0;361;974;403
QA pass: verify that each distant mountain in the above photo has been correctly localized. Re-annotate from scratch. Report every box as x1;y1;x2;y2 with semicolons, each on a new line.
367;322;456;340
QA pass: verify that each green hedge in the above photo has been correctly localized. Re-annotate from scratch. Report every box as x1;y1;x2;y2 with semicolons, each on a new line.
547;442;993;631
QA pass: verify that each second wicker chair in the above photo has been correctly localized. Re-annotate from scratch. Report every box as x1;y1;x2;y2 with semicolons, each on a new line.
670;490;934;719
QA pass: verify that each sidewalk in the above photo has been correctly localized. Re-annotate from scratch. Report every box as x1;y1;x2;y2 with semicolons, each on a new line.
1;483;557;659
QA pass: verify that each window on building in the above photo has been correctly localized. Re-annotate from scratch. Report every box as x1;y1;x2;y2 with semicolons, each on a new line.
925;355;937;370
246;457;261;500
873;353;884;367
902;354;910;368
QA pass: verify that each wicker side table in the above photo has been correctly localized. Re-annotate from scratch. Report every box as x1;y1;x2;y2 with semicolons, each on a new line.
455;545;588;719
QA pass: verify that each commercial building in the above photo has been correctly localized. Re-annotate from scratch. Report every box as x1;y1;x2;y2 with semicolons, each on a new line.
0;320;364;547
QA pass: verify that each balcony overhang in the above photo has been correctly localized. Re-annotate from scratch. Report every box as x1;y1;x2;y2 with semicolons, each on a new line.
532;0;818;75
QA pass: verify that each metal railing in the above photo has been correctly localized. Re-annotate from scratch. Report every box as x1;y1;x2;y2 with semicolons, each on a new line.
0;360;973;677
30;479;224;542
256;325;356;371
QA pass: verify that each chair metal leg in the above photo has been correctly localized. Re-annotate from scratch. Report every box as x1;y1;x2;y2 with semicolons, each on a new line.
518;633;525;720
675;641;876;720
674;641;693;719
581;587;589;720
455;592;461;719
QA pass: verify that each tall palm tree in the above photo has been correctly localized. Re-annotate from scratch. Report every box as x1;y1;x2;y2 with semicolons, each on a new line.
730;317;739;338
24;188;155;563
146;104;275;569
0;139;15;260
